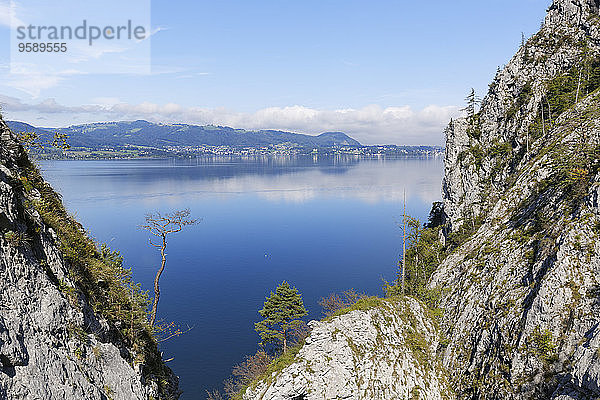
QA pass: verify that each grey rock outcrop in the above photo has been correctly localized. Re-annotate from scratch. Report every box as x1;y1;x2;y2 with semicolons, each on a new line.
434;0;600;398
443;0;600;230
0;119;179;399
243;298;452;400
432;91;600;399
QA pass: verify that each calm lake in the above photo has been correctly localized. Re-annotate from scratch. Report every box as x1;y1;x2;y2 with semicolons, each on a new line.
38;155;443;398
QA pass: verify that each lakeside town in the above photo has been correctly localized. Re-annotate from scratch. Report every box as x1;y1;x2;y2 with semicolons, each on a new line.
35;143;446;159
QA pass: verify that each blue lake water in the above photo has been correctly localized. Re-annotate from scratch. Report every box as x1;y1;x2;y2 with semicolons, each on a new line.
38;155;443;398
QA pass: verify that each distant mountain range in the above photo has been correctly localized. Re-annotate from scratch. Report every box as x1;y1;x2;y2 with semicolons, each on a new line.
7;120;362;149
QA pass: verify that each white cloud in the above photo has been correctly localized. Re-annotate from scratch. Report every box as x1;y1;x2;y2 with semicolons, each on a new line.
0;3;11;27
67;43;131;63
104;102;459;144
143;26;169;41
6;74;64;98
175;72;211;79
90;97;122;106
0;97;460;145
3;65;87;97
0;1;25;28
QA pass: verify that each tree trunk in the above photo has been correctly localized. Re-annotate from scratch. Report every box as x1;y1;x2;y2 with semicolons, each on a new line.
576;68;583;104
415;253;419;290
130;287;135;342
283;329;287;353
150;234;167;326
402;191;406;294
541;101;545;138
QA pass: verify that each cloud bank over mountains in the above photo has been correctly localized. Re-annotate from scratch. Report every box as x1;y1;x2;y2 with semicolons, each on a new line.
0;95;459;145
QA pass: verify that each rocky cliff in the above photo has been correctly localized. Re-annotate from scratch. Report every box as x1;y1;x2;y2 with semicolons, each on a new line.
443;0;600;230
433;88;600;399
243;298;452;400
242;0;600;399
434;0;600;397
0;119;179;399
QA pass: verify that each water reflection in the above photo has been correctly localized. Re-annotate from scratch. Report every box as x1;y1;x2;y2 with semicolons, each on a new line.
40;155;443;205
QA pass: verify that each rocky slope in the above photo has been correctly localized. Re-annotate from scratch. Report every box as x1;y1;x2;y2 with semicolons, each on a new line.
433;90;600;399
434;0;600;398
443;0;600;230
243;298;452;400
0;118;179;399
243;1;600;399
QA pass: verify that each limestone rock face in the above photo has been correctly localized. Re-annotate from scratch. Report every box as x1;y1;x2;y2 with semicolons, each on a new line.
432;0;600;398
432;92;600;399
0;119;179;399
243;298;452;400
443;0;600;230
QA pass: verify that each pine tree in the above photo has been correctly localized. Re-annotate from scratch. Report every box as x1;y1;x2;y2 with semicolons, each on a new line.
255;281;307;353
462;88;481;135
462;88;480;120
522;32;530;62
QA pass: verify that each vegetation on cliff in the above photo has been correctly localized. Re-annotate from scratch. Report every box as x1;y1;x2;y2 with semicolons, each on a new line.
5;126;178;398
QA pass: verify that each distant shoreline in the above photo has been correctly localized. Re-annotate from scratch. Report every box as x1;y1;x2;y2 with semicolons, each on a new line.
32;147;445;161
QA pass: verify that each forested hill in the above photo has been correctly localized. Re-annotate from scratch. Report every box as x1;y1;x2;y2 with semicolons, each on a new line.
7;120;361;149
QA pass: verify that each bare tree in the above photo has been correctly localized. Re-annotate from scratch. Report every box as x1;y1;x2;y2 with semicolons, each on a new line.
223;350;272;398
141;209;199;326
319;288;368;317
205;389;225;400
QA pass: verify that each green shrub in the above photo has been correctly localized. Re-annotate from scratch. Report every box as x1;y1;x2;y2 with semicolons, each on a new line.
529;53;600;143
4;231;21;247
489;141;512;158
325;296;388;321
466;114;482;139
469;145;485;169
528;327;557;364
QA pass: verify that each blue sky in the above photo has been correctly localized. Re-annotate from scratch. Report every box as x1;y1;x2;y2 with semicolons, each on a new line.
0;0;549;144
